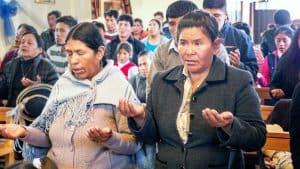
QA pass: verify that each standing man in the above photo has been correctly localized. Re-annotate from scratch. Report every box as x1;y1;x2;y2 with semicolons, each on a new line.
104;14;145;65
147;0;229;93
104;9;119;43
203;0;258;79
41;10;61;51
47;16;77;75
148;1;198;86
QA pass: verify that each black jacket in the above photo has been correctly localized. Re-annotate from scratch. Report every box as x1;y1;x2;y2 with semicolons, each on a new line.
0;55;59;106
104;36;145;65
290;82;300;168
220;23;258;79
129;57;266;169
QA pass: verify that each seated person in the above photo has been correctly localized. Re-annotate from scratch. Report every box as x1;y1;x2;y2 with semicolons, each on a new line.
114;41;138;79
0;32;59;107
258;26;294;87
270;28;300;100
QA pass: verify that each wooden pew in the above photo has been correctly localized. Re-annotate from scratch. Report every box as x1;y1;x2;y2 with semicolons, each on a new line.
257;105;291;168
260;105;274;121
255;87;272;105
259;105;290;151
0;107;14;167
263;132;290;151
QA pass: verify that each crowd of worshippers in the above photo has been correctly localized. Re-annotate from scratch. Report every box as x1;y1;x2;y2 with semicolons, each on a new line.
0;0;300;168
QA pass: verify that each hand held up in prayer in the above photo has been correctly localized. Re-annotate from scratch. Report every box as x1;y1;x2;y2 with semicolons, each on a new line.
119;98;145;127
21;75;41;87
202;108;233;135
87;127;112;143
0;124;28;139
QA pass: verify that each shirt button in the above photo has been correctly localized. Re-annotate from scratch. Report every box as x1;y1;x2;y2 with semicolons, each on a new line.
192;96;197;102
190;113;195;119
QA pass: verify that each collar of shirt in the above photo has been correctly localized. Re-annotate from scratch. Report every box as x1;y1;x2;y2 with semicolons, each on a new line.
182;65;189;78
168;39;178;54
277;50;283;58
117;60;130;68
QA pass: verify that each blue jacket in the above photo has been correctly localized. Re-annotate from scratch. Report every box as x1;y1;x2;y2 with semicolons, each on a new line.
220;23;258;79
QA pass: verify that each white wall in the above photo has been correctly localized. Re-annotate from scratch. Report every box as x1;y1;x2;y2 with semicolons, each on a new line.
0;0;91;57
256;0;300;20
131;0;203;26
13;0;91;33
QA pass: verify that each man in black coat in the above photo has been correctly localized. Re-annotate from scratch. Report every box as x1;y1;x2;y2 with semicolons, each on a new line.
104;14;145;65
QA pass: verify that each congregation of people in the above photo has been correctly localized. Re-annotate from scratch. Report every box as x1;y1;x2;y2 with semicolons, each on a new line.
0;0;300;168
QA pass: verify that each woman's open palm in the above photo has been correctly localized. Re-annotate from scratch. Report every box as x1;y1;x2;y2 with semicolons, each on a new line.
0;124;27;139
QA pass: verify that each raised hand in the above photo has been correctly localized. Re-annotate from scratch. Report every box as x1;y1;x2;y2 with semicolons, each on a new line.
202;108;234;134
0;124;27;139
87;127;112;143
119;98;145;126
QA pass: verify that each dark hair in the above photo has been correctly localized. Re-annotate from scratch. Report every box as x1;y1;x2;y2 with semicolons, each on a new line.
274;9;291;25
203;0;227;12
117;14;133;26
47;10;61;18
5;157;58;169
268;23;276;30
56;15;78;28
17;24;37;34
104;9;119;19
92;21;106;32
22;32;44;48
166;0;198;19
281;28;300;87
149;18;161;28
138;50;150;58
232;22;251;38
116;41;133;56
134;18;143;27
5;161;37;169
154;11;164;18
177;10;219;43
274;25;294;39
66;22;106;66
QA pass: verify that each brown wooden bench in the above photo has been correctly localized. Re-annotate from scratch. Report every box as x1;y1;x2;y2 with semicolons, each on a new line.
0;107;14;167
260;105;274;121
256;87;272;105
263;132;290;152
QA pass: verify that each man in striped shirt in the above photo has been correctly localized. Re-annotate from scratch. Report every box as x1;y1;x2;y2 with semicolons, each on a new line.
47;16;77;75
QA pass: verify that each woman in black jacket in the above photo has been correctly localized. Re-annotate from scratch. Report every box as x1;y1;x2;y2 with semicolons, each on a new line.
0;32;59;107
270;28;300;99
